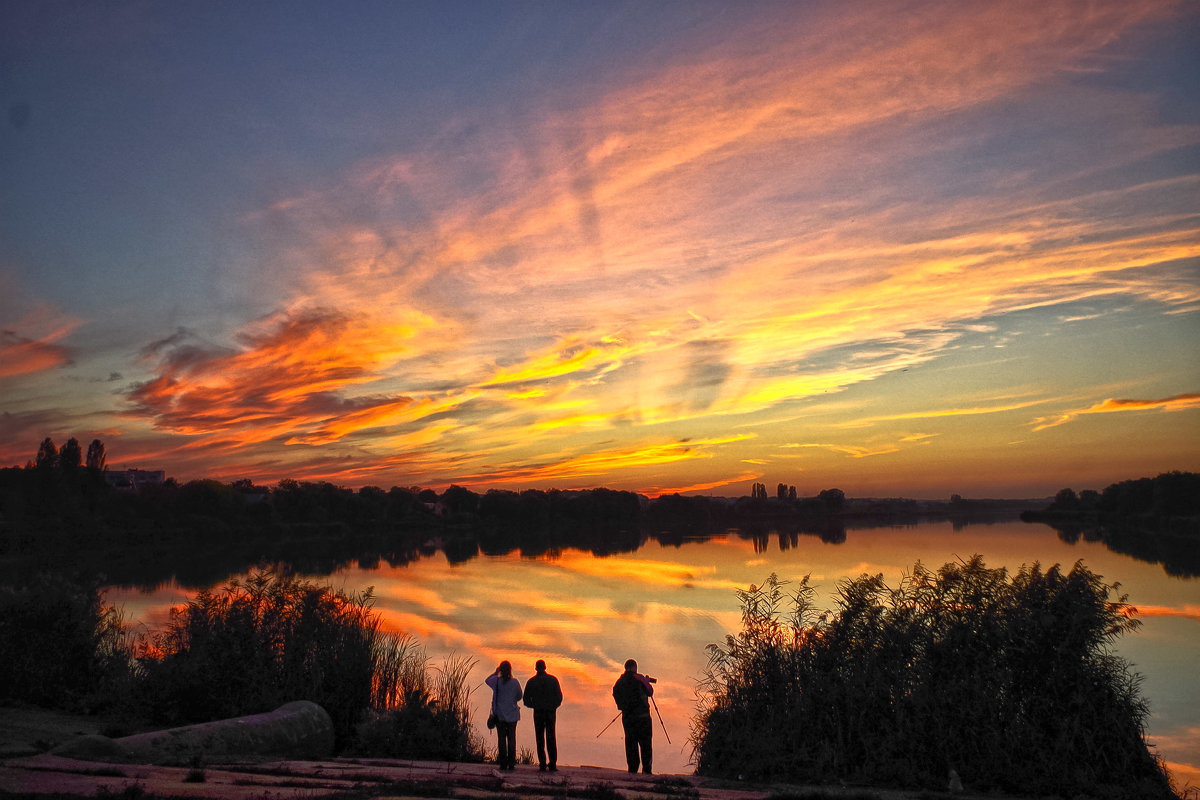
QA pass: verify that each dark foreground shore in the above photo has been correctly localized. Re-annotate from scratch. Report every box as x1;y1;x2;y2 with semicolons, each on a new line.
0;706;1020;800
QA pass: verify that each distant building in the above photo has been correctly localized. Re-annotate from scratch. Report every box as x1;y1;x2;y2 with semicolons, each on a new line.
104;468;167;491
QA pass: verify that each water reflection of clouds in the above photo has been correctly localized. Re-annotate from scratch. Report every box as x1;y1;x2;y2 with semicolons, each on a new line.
95;523;1200;778
370;581;459;615
550;551;747;594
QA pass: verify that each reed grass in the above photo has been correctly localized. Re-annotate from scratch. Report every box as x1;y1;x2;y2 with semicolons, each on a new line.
692;556;1174;798
354;649;485;761
133;568;480;757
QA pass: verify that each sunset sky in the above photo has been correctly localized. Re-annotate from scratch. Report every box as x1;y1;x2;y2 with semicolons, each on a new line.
2;0;1198;498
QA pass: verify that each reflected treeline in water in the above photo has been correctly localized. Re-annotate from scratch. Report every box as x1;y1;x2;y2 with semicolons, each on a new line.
1022;471;1200;578
2;464;1194;588
1046;521;1200;578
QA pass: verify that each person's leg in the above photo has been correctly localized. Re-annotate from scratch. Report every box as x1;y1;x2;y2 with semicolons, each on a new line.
545;710;558;770
637;715;653;774
498;722;516;769
533;711;548;769
621;716;639;772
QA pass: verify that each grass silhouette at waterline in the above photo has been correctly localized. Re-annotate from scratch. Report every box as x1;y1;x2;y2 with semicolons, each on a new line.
135;569;482;759
692;556;1174;798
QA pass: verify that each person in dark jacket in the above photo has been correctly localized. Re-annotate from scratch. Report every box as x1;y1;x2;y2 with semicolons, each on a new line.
522;659;563;771
611;658;654;774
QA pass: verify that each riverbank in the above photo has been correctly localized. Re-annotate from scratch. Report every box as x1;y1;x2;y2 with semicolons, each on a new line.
0;705;1000;800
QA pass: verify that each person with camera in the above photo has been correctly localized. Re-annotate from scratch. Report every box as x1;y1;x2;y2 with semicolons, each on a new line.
485;660;523;771
611;658;655;774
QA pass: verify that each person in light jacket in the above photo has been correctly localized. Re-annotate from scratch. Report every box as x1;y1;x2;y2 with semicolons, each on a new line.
485;660;523;771
523;659;563;771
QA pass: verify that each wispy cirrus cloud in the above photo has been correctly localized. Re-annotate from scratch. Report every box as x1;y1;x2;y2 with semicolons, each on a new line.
784;442;903;460
1032;392;1200;431
447;434;755;488
0;329;73;379
0;297;78;380
50;0;1194;494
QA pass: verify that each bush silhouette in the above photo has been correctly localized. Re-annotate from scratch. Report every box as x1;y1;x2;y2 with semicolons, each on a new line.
137;569;478;756
0;574;131;710
693;556;1172;797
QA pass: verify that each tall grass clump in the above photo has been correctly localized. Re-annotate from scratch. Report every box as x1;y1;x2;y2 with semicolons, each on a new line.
354;636;484;761
693;556;1173;798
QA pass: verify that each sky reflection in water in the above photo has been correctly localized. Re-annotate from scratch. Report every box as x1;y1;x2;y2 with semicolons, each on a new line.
106;521;1199;781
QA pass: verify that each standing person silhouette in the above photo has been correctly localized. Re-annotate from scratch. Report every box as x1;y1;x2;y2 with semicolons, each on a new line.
523;659;563;772
612;658;654;774
485;661;522;771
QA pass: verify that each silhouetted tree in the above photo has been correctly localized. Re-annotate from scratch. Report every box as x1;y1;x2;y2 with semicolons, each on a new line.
86;439;106;471
777;483;788;500
1079;489;1101;510
1052;488;1079;510
35;437;58;469
387;486;422;517
818;488;845;511
478;489;520;520
59;437;82;471
441;485;479;515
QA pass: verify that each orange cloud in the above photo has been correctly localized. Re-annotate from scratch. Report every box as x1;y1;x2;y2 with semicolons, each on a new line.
642;471;762;498
1032;393;1200;431
0;324;75;379
127;308;445;448
449;434;755;488
1130;604;1200;622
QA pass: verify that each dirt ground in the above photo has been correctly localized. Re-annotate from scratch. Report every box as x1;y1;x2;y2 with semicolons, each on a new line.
0;705;1013;800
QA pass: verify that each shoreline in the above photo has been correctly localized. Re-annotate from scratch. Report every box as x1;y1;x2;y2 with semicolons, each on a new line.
0;705;1024;800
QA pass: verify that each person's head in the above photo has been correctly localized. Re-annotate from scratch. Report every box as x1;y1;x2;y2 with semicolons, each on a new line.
624;658;637;673
499;660;512;679
535;659;547;673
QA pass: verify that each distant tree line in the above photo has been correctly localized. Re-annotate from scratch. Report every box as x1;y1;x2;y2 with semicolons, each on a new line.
1024;471;1199;526
6;436;1194;584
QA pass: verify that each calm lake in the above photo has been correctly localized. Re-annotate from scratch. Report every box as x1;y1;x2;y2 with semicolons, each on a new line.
103;519;1199;784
